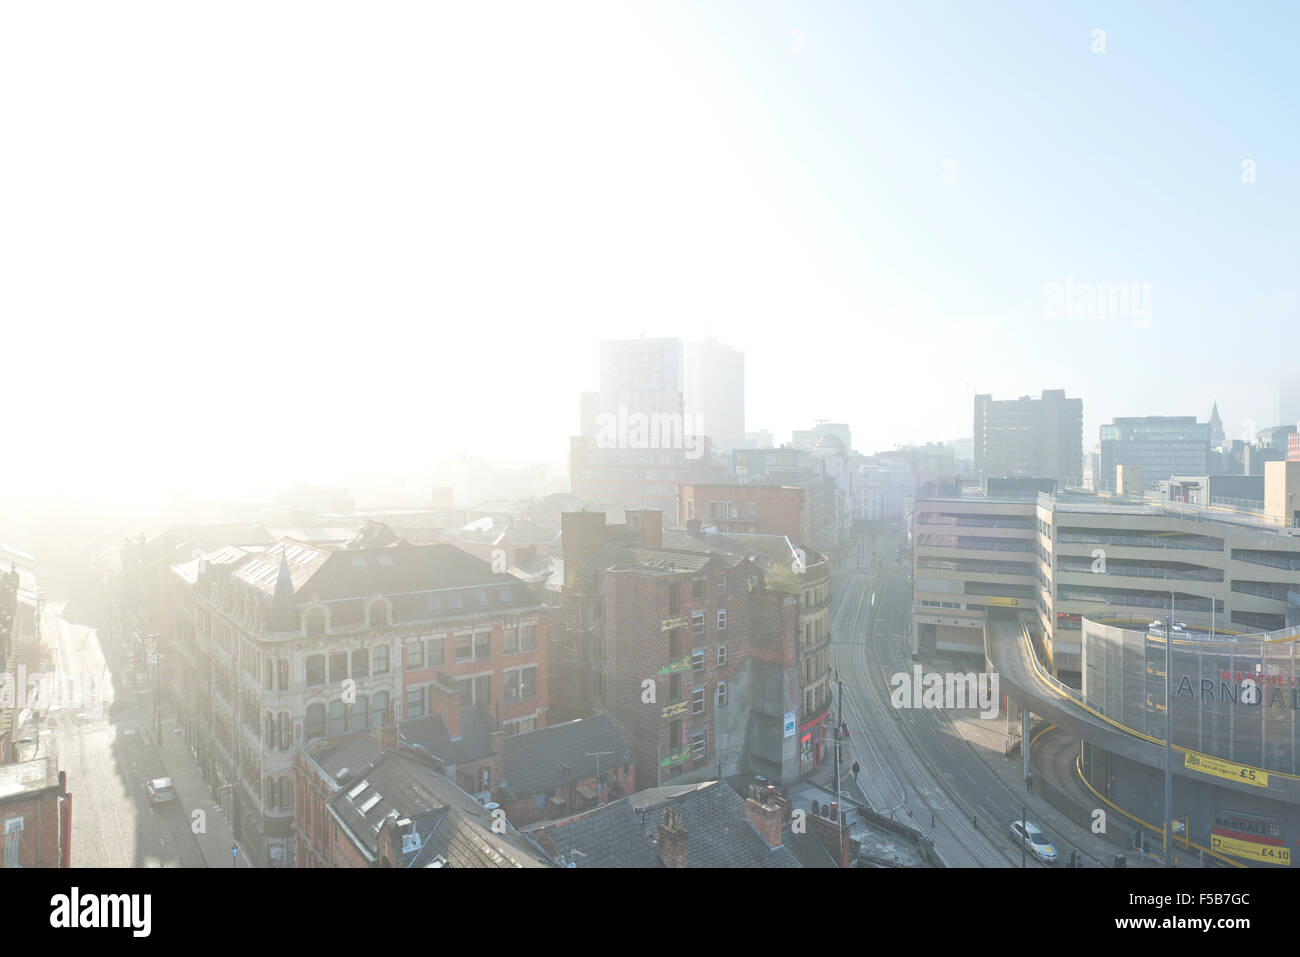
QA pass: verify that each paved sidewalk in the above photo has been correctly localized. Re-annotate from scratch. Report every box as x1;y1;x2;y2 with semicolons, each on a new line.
144;722;251;868
948;712;1193;868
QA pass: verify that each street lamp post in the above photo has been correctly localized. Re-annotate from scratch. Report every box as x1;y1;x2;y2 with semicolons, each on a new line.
1164;596;1173;868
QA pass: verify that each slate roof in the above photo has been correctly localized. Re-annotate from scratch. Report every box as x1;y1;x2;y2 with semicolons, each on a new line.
326;749;552;868
398;711;493;765
661;529;819;570
529;780;801;868
502;715;632;798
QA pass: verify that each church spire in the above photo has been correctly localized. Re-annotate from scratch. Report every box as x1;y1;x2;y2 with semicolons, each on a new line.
270;552;299;632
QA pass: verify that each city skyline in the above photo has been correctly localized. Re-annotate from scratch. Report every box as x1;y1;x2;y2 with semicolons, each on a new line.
4;1;1297;513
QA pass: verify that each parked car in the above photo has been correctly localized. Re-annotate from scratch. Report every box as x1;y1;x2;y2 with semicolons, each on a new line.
1009;819;1058;864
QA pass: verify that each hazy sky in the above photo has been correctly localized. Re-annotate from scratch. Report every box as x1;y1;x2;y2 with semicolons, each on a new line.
2;1;1296;513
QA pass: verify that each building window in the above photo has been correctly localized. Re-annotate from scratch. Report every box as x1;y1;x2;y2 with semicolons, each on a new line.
351;649;369;679
448;592;464;610
306;703;325;741
717;645;727;667
405;686;425;720
305;655;325;687
717;681;727;707
329;653;348;684
426;636;444;666
455;634;473;662
457;677;474;706
277;659;289;691
278;712;290;750
475;632;491;660
368;601;388;627
352;695;369;731
691;730;707;760
372;691;389;727
691;611;705;641
519;624;537;652
406;640;424;670
504;626;519;654
716;577;726;595
692;687;706;715
717;608;727;631
279;777;292;811
305;609;326;637
691;649;705;675
371;645;389;675
328;699;346;735
691;579;705;600
505;666;537;702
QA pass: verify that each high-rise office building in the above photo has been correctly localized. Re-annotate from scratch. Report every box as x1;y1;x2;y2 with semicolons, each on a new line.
1097;416;1211;491
598;338;684;418
684;338;745;452
1277;375;1300;430
972;390;1083;487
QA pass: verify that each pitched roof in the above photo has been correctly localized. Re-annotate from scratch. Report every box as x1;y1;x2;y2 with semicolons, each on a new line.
326;749;552;868
503;715;632;798
529;780;801;868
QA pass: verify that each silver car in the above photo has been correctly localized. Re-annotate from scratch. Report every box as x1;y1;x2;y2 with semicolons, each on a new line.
1009;819;1058;864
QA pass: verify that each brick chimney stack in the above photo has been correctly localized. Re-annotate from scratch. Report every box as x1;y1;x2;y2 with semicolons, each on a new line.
626;509;664;547
745;784;787;848
658;807;688;868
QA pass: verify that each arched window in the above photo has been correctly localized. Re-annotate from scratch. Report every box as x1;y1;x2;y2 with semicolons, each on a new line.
352;695;370;731
306;703;325;741
328;699;347;735
278;713;290;751
368;600;388;627
372;691;390;728
264;712;274;748
264;775;276;810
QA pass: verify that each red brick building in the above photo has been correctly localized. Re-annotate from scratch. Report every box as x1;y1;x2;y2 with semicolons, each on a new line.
295;730;550;868
677;483;807;542
559;509;802;786
0;756;71;868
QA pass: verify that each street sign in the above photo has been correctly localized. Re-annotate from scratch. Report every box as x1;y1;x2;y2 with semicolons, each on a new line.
783;712;796;738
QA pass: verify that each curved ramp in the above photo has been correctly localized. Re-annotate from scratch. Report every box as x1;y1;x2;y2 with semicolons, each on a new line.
983;607;1300;805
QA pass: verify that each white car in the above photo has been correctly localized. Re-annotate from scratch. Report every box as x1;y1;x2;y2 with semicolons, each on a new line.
1009;819;1058;864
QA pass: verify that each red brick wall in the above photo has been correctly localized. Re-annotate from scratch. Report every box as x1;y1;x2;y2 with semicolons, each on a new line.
0;789;62;868
677;484;804;540
605;560;759;788
400;611;549;731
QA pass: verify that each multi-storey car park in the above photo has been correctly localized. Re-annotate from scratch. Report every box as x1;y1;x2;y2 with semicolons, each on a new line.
912;460;1300;866
912;460;1300;684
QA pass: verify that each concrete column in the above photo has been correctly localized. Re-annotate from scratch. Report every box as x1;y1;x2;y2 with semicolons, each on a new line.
1021;707;1031;785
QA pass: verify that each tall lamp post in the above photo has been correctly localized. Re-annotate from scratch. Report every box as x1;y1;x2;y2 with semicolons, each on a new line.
1164;596;1173;868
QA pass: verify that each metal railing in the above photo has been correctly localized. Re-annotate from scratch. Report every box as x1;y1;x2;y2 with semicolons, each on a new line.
1056;562;1222;582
